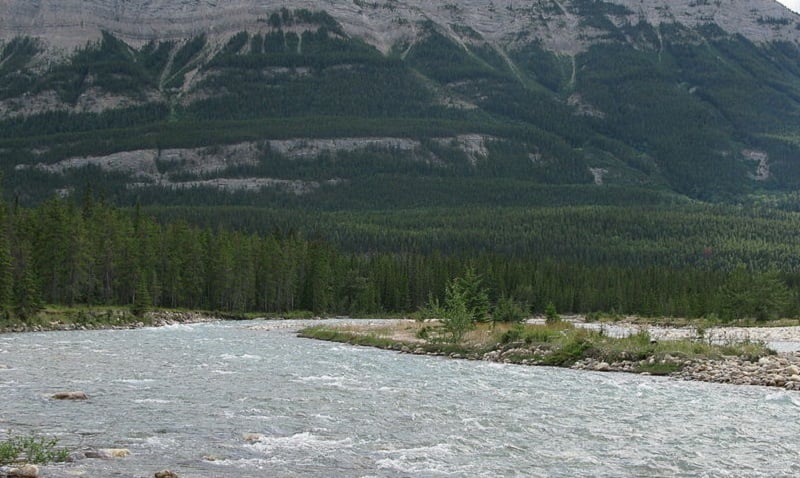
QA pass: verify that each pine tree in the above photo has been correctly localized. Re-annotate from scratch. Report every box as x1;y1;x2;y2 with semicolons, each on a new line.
131;269;151;317
0;208;13;312
13;241;42;320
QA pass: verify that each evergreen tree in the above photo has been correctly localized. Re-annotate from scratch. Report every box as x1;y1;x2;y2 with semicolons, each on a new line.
131;268;151;317
449;266;490;322
0;208;13;312
13;241;42;320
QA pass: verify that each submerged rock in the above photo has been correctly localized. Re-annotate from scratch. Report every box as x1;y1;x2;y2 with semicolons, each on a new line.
85;448;131;459
52;391;88;400
67;450;87;462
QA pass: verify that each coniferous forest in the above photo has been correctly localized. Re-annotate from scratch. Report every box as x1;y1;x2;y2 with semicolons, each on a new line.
2;9;800;324
0;189;798;323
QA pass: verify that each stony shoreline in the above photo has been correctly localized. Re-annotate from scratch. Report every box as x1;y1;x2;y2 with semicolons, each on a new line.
573;352;800;390
301;319;800;392
366;340;800;390
0;310;224;334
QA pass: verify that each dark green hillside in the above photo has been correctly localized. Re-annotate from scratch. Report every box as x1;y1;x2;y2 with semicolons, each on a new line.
1;6;800;321
1;8;798;205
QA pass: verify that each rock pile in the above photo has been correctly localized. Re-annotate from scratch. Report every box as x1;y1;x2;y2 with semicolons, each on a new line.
676;353;800;389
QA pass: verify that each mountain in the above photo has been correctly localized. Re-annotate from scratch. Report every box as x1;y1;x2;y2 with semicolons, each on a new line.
1;0;799;206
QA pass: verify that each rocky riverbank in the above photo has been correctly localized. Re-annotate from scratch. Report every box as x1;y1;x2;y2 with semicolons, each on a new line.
0;310;224;334
300;320;800;391
392;342;800;390
571;353;800;390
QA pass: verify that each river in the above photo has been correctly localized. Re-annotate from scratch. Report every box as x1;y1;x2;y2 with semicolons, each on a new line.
1;320;799;477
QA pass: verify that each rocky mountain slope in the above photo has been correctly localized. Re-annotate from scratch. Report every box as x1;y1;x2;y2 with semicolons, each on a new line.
2;0;798;53
0;0;799;205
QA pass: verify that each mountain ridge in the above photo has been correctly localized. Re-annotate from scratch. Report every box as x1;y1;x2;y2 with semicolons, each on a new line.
2;0;798;54
1;0;799;205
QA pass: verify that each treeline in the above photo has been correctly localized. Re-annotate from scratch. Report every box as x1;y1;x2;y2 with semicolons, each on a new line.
0;194;797;321
147;202;800;272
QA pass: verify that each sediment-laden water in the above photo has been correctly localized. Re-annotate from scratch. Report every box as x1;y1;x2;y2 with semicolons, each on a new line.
1;320;799;477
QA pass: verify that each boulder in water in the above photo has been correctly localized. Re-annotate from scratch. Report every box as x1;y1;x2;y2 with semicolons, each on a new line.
52;391;88;400
154;471;179;478
7;464;40;478
242;433;263;442
67;450;87;462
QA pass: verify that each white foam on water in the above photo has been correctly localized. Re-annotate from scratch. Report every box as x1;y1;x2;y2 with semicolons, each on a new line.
144;435;179;449
375;457;460;475
208;457;273;469
133;398;172;404
764;390;800;407
115;378;155;384
220;353;262;361
247;432;353;455
145;323;199;332
212;369;238;375
291;374;361;390
376;443;454;464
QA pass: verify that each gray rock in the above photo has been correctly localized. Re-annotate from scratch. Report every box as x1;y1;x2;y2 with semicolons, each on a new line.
154;471;179;478
594;362;611;372
85;448;131;459
52;391;88;400
1;0;797;57
242;433;263;442
67;450;87;462
7;464;39;478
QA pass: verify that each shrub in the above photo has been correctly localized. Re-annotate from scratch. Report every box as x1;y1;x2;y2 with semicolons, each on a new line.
544;301;561;324
500;323;525;344
544;329;592;365
0;433;69;465
492;295;527;324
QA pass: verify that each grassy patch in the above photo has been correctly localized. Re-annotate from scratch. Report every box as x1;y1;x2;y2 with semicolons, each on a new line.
299;320;775;374
633;362;684;375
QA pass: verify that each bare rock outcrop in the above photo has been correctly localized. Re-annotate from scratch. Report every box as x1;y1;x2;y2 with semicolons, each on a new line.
0;0;797;55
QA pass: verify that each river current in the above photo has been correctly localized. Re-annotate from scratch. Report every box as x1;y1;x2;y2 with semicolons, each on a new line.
1;320;799;477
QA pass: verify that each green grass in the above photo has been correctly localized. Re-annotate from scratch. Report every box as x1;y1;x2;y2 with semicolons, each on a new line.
299;321;775;374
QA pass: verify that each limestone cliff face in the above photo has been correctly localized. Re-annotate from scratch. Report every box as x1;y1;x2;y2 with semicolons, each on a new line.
1;0;798;54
